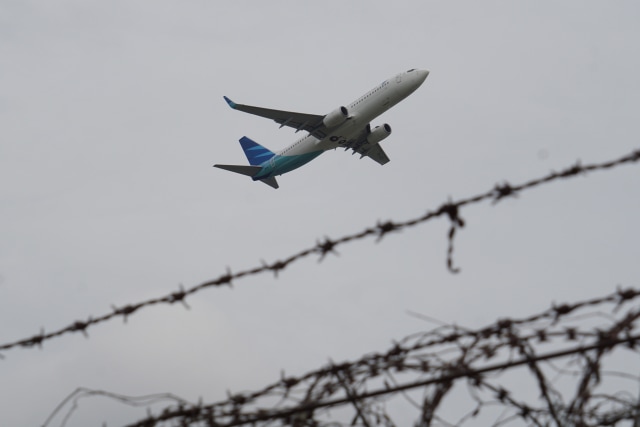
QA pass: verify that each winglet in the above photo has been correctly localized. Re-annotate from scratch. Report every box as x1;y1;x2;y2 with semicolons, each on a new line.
223;96;237;109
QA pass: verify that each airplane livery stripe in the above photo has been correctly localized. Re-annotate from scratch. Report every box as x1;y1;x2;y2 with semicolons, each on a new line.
239;136;276;166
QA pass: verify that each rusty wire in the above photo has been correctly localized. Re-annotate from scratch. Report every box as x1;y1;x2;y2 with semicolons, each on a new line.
1;147;639;356
44;286;640;426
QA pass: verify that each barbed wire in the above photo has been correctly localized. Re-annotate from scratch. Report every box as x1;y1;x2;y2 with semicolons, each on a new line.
2;147;639;356
45;285;640;426
42;388;193;427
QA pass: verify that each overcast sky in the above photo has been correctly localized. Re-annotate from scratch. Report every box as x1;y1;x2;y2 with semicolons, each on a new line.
1;1;640;426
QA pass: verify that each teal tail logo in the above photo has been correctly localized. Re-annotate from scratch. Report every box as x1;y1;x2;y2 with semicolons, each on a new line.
239;136;276;166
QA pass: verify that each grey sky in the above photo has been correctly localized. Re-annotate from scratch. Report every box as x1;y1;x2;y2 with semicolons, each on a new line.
1;1;639;425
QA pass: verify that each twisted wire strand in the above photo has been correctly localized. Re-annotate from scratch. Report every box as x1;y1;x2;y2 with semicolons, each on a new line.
93;286;640;426
2;148;639;356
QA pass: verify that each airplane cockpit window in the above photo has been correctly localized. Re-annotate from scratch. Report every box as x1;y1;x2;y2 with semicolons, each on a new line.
407;69;416;72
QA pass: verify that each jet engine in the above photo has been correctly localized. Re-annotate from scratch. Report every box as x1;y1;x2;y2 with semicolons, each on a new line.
322;106;349;127
367;124;392;145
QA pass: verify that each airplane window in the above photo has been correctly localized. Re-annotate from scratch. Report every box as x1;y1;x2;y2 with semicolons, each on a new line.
407;69;415;72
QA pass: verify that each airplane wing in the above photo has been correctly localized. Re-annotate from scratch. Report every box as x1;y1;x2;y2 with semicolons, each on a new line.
355;143;390;165
343;125;391;165
224;96;329;138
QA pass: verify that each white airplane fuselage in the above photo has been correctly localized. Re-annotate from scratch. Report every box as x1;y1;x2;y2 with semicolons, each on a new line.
257;69;429;178
215;69;429;188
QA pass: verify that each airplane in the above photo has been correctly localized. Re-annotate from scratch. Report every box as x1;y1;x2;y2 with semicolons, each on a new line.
214;68;429;189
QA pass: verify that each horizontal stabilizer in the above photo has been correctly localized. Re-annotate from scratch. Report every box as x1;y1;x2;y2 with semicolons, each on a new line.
213;164;279;189
260;177;279;189
213;164;262;177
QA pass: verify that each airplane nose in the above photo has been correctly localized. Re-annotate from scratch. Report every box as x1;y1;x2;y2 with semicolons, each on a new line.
416;69;429;84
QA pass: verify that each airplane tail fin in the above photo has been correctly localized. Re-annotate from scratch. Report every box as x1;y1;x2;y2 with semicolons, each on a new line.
239;136;276;166
213;136;279;189
213;164;279;189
